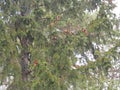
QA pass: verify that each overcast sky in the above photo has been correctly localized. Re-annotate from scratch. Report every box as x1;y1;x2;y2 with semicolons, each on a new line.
113;0;120;17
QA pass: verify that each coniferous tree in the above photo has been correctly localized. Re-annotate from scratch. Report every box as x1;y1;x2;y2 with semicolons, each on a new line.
0;0;120;90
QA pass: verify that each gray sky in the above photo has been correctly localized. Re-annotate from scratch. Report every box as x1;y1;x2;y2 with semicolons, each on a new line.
113;0;120;17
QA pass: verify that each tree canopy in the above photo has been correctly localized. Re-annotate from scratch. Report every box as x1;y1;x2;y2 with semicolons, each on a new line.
0;0;120;90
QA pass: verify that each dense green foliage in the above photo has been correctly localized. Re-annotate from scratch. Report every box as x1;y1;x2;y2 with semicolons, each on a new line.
0;0;120;90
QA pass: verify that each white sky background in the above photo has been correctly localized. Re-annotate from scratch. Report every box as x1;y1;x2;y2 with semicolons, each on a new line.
113;0;120;17
0;0;120;90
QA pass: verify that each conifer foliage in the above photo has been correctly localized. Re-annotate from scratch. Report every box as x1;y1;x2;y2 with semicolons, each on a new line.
0;0;119;90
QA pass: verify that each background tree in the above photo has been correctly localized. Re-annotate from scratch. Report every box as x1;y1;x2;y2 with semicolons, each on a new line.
0;0;120;90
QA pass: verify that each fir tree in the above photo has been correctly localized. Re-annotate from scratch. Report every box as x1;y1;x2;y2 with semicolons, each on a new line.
0;0;120;90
